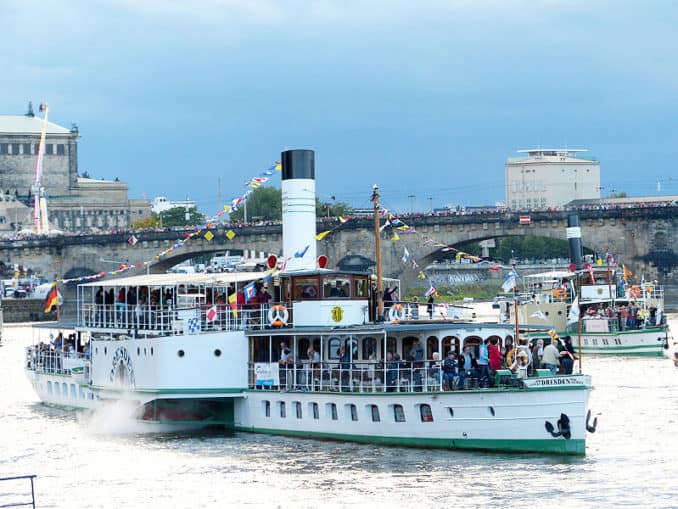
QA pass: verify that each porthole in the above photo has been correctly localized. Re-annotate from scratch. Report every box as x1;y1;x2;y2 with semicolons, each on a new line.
214;349;222;357
178;349;185;358
557;311;562;315
544;311;549;316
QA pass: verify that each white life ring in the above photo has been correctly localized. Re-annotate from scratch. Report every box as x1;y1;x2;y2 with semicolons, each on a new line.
389;303;405;322
268;305;289;327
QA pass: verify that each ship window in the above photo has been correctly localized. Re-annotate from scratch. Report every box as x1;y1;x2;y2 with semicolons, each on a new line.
293;277;319;300
279;401;286;418
264;400;270;417
11;143;19;155
420;404;433;422
327;403;338;420
137;347;140;356
310;402;319;420
393;404;405;422
328;338;341;359
447;407;454;418
362;337;377;359
370;404;380;422
295;401;302;419
323;277;350;298
355;278;367;298
45;144;54;155
0;144;7;155
346;404;358;421
47;381;52;395
489;406;495;416
23;143;31;154
56;144;65;155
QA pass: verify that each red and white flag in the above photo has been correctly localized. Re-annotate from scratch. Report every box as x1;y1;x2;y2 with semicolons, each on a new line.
519;215;531;225
206;305;218;323
128;235;138;246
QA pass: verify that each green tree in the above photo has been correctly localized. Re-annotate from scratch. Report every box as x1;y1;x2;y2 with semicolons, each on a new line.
316;198;352;218
154;206;205;227
608;191;627;198
229;186;282;222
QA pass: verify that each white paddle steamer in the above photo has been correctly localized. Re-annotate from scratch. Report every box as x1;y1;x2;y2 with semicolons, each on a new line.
25;149;594;455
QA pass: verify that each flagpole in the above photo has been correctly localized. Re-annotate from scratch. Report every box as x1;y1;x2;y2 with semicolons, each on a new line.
512;264;519;347
372;185;383;321
576;273;582;374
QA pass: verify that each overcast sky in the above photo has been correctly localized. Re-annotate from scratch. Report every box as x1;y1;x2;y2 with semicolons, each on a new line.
1;0;677;214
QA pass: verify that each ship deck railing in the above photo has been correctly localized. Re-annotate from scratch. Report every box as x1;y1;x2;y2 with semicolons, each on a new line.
25;346;90;378
0;475;36;509
248;361;533;393
78;303;275;336
566;315;665;334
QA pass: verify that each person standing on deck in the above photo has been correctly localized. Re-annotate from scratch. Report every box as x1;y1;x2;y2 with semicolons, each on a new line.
542;339;560;375
477;339;490;387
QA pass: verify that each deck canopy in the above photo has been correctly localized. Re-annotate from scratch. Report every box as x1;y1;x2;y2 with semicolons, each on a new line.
78;272;264;288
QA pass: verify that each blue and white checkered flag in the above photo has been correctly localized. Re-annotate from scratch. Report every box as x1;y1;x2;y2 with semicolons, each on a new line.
187;317;201;334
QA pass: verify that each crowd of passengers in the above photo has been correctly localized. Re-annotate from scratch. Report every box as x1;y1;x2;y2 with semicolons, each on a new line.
27;332;90;372
274;334;575;392
87;283;274;328
582;303;663;329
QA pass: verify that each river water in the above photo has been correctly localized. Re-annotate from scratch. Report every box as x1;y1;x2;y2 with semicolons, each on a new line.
1;317;677;509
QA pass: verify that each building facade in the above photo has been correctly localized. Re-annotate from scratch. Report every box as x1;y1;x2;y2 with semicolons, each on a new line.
505;149;600;210
0;104;151;233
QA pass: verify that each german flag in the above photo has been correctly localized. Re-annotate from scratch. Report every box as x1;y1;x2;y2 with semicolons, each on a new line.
44;282;59;313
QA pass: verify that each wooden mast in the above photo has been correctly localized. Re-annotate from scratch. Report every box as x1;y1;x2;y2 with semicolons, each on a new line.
371;185;383;320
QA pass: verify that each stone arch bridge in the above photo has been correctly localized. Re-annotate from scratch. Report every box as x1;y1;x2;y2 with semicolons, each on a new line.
1;207;676;305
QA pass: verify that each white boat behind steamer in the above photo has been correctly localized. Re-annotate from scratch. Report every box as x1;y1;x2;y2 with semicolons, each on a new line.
25;269;593;455
503;269;669;356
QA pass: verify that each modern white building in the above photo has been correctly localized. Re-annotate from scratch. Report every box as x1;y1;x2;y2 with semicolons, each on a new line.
151;196;196;214
505;149;600;209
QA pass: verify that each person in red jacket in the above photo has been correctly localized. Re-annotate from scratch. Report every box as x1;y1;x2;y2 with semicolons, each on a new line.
488;337;502;371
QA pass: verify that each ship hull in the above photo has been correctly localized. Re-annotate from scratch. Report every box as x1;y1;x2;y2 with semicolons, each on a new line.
234;378;591;455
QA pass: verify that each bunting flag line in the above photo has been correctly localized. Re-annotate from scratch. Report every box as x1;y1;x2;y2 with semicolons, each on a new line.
315;230;331;241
